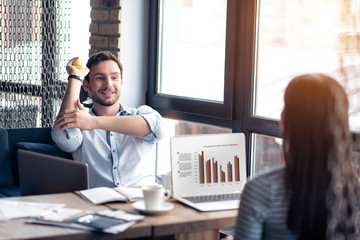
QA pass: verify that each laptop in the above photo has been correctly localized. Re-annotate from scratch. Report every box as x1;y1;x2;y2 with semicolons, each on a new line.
170;133;247;211
18;149;89;196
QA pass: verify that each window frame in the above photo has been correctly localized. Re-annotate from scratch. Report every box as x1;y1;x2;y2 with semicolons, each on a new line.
147;0;282;177
147;0;237;122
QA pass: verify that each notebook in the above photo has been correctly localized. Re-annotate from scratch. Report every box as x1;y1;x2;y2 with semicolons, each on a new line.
170;133;247;211
18;149;89;196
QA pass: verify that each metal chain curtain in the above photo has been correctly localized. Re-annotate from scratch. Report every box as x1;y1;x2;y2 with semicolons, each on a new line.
0;0;71;128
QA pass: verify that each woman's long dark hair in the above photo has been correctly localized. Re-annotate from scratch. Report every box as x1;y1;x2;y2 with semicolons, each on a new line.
283;74;357;239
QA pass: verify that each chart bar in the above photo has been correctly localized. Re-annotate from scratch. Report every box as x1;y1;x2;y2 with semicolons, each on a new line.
235;155;240;181
228;162;233;182
206;159;211;183
199;151;205;184
213;159;218;183
220;165;225;182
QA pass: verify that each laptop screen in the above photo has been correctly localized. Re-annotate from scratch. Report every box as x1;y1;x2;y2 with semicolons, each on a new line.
171;133;247;197
18;149;88;196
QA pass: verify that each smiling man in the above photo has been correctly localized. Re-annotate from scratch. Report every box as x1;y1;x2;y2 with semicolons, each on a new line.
51;51;163;188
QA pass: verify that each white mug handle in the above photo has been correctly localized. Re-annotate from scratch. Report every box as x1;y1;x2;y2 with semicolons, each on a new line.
163;189;171;200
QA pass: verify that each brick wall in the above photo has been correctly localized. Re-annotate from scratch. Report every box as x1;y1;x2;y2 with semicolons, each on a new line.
89;0;121;59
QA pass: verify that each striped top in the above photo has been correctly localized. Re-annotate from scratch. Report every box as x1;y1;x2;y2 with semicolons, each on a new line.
234;167;298;240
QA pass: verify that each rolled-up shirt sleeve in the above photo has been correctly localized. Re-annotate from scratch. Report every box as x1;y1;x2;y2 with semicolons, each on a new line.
51;126;83;153
135;105;164;144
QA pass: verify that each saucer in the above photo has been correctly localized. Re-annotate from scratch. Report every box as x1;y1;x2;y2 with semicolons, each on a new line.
131;201;174;215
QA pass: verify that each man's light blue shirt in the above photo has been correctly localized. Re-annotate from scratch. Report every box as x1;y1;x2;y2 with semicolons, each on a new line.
51;105;163;188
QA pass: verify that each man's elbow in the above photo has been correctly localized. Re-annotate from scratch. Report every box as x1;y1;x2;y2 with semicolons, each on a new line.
150;119;165;142
51;127;82;152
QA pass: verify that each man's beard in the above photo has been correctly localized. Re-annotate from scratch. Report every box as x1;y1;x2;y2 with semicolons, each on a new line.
90;90;120;106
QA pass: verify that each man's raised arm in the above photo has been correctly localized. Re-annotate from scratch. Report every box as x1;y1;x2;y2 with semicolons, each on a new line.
59;57;89;112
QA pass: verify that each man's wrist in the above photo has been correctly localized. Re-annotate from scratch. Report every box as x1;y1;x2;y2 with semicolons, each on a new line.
68;75;83;82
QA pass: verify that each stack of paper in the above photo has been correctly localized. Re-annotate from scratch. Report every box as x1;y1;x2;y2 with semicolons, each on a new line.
0;199;144;234
0;200;64;221
28;208;144;234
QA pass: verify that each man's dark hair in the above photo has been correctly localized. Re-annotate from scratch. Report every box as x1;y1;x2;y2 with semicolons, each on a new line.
85;51;123;82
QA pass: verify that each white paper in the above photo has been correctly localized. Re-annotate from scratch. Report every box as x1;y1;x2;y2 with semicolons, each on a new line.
79;187;127;205
115;187;144;202
41;208;87;222
0;200;65;221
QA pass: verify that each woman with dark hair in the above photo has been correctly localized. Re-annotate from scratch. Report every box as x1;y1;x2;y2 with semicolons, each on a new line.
233;74;359;239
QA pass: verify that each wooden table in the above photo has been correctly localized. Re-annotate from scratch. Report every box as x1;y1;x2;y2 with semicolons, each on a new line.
0;193;237;240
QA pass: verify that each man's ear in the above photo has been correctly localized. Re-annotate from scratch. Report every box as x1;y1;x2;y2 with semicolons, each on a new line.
83;79;90;92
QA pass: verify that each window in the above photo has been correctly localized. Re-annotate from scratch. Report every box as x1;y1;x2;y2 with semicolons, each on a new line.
158;0;227;102
0;0;91;128
255;0;360;132
252;0;360;173
70;1;91;61
147;0;236;121
252;134;282;175
148;0;360;177
0;0;72;128
148;0;258;176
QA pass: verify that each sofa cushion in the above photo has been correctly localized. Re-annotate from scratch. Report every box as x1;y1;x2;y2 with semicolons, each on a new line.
0;127;13;185
14;142;73;159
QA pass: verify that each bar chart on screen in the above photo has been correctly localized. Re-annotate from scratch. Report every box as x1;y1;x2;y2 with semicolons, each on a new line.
171;133;247;196
198;150;241;184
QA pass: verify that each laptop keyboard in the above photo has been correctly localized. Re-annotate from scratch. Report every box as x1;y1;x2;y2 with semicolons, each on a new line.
184;193;241;203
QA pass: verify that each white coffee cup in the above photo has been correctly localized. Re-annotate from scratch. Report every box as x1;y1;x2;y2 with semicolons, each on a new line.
142;185;171;210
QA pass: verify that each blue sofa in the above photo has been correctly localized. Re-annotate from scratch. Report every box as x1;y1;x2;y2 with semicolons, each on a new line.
0;127;72;197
